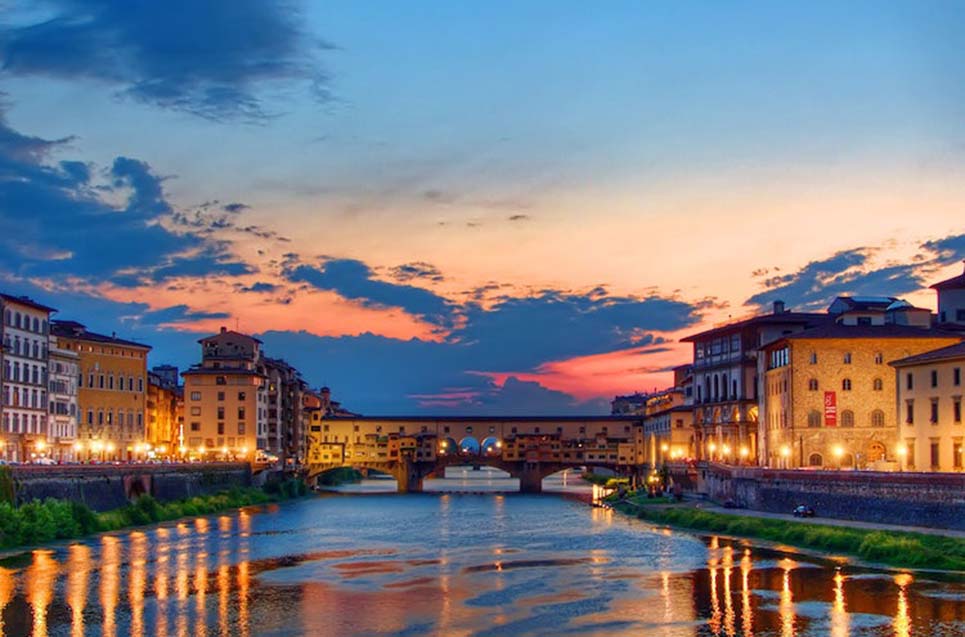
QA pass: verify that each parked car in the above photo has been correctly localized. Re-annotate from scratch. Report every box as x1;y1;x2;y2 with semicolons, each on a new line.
793;505;815;518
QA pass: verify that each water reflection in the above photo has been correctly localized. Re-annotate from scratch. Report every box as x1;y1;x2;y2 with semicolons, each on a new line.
0;495;960;637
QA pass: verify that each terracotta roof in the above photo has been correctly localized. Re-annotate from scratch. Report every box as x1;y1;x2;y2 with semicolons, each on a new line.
889;341;965;367
0;293;56;313
775;323;963;342
50;320;151;349
930;261;965;290
198;328;262;344
680;312;828;342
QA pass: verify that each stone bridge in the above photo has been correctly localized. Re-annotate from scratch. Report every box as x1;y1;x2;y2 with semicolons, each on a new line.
305;415;645;493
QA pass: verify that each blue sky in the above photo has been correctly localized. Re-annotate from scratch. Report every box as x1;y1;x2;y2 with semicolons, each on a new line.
0;1;963;413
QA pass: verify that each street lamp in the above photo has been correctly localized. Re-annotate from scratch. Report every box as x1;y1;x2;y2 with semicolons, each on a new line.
739;446;749;464
708;441;717;461
896;444;907;472
722;444;732;463
780;444;791;469
832;444;845;470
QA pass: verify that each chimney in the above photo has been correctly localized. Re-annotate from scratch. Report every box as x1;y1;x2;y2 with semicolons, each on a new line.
220;326;227;334
773;300;786;314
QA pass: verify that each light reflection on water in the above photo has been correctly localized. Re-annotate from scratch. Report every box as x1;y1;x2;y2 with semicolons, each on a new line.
0;488;962;636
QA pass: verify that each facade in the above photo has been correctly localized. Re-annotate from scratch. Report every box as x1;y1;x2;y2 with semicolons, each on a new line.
47;334;79;461
263;357;308;466
932;261;965;328
51;320;151;461
181;327;268;459
640;388;694;467
682;301;827;463
890;342;965;472
146;370;181;455
0;295;56;462
611;393;650;415
761;323;960;470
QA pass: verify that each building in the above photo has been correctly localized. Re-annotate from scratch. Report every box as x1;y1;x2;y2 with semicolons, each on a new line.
932;261;965;328
611;393;651;415
51;320;151;462
47;333;79;461
681;301;828;463
263;357;307;466
890;341;965;472
1;294;56;462
146;370;181;455
181;327;268;459
761;322;960;470
640;388;694;467
151;364;180;389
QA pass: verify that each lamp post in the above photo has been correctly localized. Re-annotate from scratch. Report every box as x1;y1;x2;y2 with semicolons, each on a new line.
896;444;907;472
708;441;717;462
832;444;845;470
739;446;749;465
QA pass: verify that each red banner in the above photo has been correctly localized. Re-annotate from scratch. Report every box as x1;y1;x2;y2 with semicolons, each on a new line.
824;391;837;426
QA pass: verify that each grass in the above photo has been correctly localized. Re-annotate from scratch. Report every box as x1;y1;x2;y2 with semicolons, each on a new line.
580;472;629;488
0;477;309;550
634;506;965;572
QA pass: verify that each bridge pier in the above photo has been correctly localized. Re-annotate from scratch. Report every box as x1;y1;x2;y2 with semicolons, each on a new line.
519;463;543;494
395;459;424;494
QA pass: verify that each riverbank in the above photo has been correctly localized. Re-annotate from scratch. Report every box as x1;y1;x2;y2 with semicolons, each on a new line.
609;493;965;573
0;477;308;551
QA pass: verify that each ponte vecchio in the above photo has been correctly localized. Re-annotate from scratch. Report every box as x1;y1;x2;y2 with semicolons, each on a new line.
306;415;649;492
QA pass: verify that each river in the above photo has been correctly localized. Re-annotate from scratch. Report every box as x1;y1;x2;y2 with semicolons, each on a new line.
0;470;962;637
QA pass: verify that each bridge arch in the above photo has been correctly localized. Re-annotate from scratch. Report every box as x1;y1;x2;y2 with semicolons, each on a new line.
480;436;501;456
458;436;481;455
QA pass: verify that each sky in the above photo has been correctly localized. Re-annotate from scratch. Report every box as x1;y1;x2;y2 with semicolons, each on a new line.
0;1;963;414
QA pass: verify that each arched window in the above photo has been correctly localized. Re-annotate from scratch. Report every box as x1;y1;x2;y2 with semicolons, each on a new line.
108;374;114;390
808;378;819;391
808;453;823;467
843;352;852;364
3;310;10;325
873;378;883;391
874;352;883;364
841;410;854;427
32;317;39;332
14;312;20;328
721;374;729;400
842;378;852;391
871;409;885;427
732;379;738;398
807;410;821;427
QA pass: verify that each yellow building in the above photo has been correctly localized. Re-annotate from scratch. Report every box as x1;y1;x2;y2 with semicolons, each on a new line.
761;323;960;470
890;342;965;471
146;370;180;456
181;328;267;459
51;320;151;461
641;389;694;467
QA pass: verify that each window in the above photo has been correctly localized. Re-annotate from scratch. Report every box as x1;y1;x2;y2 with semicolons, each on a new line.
191;422;201;432
842;378;852;391
238;407;246;420
190;391;201;401
906;373;913;390
841;410;854;428
216;376;226;385
906;440;916;469
931;370;939;388
871;409;885;427
809;352;817;364
217;392;225;401
873;378;883;391
108;374;114;390
808;453;823;467
955;399;962;423
238;423;246;435
217;422;224;435
217;407;225;420
930;440;940;469
843;352;852;364
238;392;246;401
906;400;914;424
190;407;201;416
138;377;143;392
955;368;961;387
98;374;104;389
807;410;821;428
857;316;872;326
958;309;965;321
874;352;883;364
808;378;818;391
931;400;939;424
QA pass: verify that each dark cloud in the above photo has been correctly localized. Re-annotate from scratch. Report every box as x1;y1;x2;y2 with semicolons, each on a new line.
745;235;965;310
508;214;530;222
223;202;250;213
388;262;445;283
239;281;281;294
0;113;255;286
285;259;457;328
141;305;230;325
0;0;331;121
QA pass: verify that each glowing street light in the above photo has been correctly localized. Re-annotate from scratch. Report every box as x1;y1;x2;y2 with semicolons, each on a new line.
832;444;845;470
35;438;47;453
896;444;907;471
739;446;749;463
708;441;717;459
660;443;669;453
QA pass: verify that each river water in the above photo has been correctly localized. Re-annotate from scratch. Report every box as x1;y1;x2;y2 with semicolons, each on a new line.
0;470;962;637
